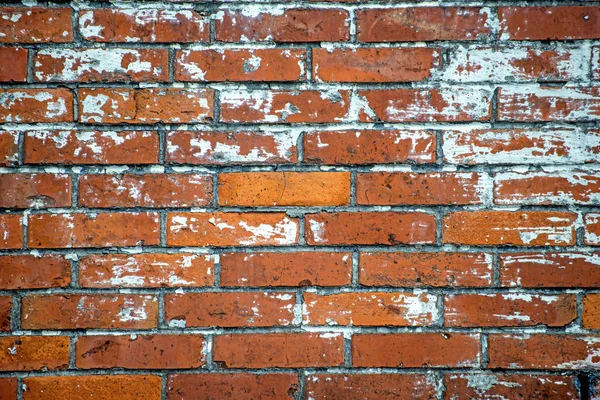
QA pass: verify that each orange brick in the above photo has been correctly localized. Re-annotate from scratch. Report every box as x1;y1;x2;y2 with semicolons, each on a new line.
0;297;11;331
584;294;600;329
0;48;27;82
0;89;73;123
0;255;70;289
0;131;18;166
0;174;71;208
0;336;69;371
0;8;72;43
585;213;600;245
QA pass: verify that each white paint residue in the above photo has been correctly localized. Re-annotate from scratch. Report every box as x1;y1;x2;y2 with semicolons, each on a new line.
238;218;297;245
308;219;327;243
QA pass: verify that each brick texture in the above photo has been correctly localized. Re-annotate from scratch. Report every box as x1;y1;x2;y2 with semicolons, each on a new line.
2;2;599;399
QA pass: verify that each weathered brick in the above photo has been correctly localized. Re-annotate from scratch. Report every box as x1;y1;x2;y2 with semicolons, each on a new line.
79;253;214;288
500;252;600;288
219;90;351;123
488;334;600;369
167;374;298;400
0;8;73;43
21;294;158;330
306;374;436;400
0;174;71;208
305;212;436;245
27;212;160;248
79;9;209;42
0;214;22;249
498;86;600;122
0;47;27;82
353;333;480;367
584;294;600;329
24;130;159;165
360;252;492;287
357;88;492;122
76;335;206;369
165;292;295;328
444;293;577;327
444;374;578;399
23;375;162;400
218;172;350;206
0;131;18;166
499;6;600;40
78;88;214;124
79;174;213;208
442;211;577;246
585;214;600;246
303;130;436;165
34;48;169;82
594;47;600;80
303;292;437;326
0;255;71;289
356;7;491;42
443;128;600;165
0;89;73;123
215;8;349;42
213;333;344;368
176;49;306;82
0;378;16;400
0;297;11;331
495;171;600;205
0;336;69;371
313;47;441;83
168;212;298;246
357;172;485;205
166;131;298;165
220;252;352;287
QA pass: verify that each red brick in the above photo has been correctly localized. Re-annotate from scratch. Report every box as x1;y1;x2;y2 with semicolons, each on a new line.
313;47;441;83
27;212;160;248
176;49;306;82
21;294;158;330
23;375;162;400
499;6;600;40
79;253;214;288
444;293;577;327
495;171;600;205
0;174;71;208
443;128;600;165
500;252;600;288
0;378;16;400
306;374;436;400
584;294;600;329
79;174;213;208
0;255;71;289
167;212;298;247
360;252;492;287
167;374;298;400
353;333;480;367
0;131;18;166
442;211;577;246
166;131;297;165
0;336;69;371
357;88;492;122
488;334;600;369
78;88;214;124
165;292;295;328
0;214;22;249
219;89;351;123
0;297;10;331
0;47;27;82
34;48;169;82
0;8;73;43
357;172;484;205
24;130;159;165
216;8;349;42
498;86;600;122
303;292;437;326
79;9;209;42
305;212;435;245
218;172;350;206
444;374;578;399
213;333;344;368
220;251;352;287
585;214;600;246
0;89;73;123
356;7;490;42
76;335;205;369
303;130;436;165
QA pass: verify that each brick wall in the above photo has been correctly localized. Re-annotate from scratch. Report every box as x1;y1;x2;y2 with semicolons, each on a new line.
1;1;599;399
